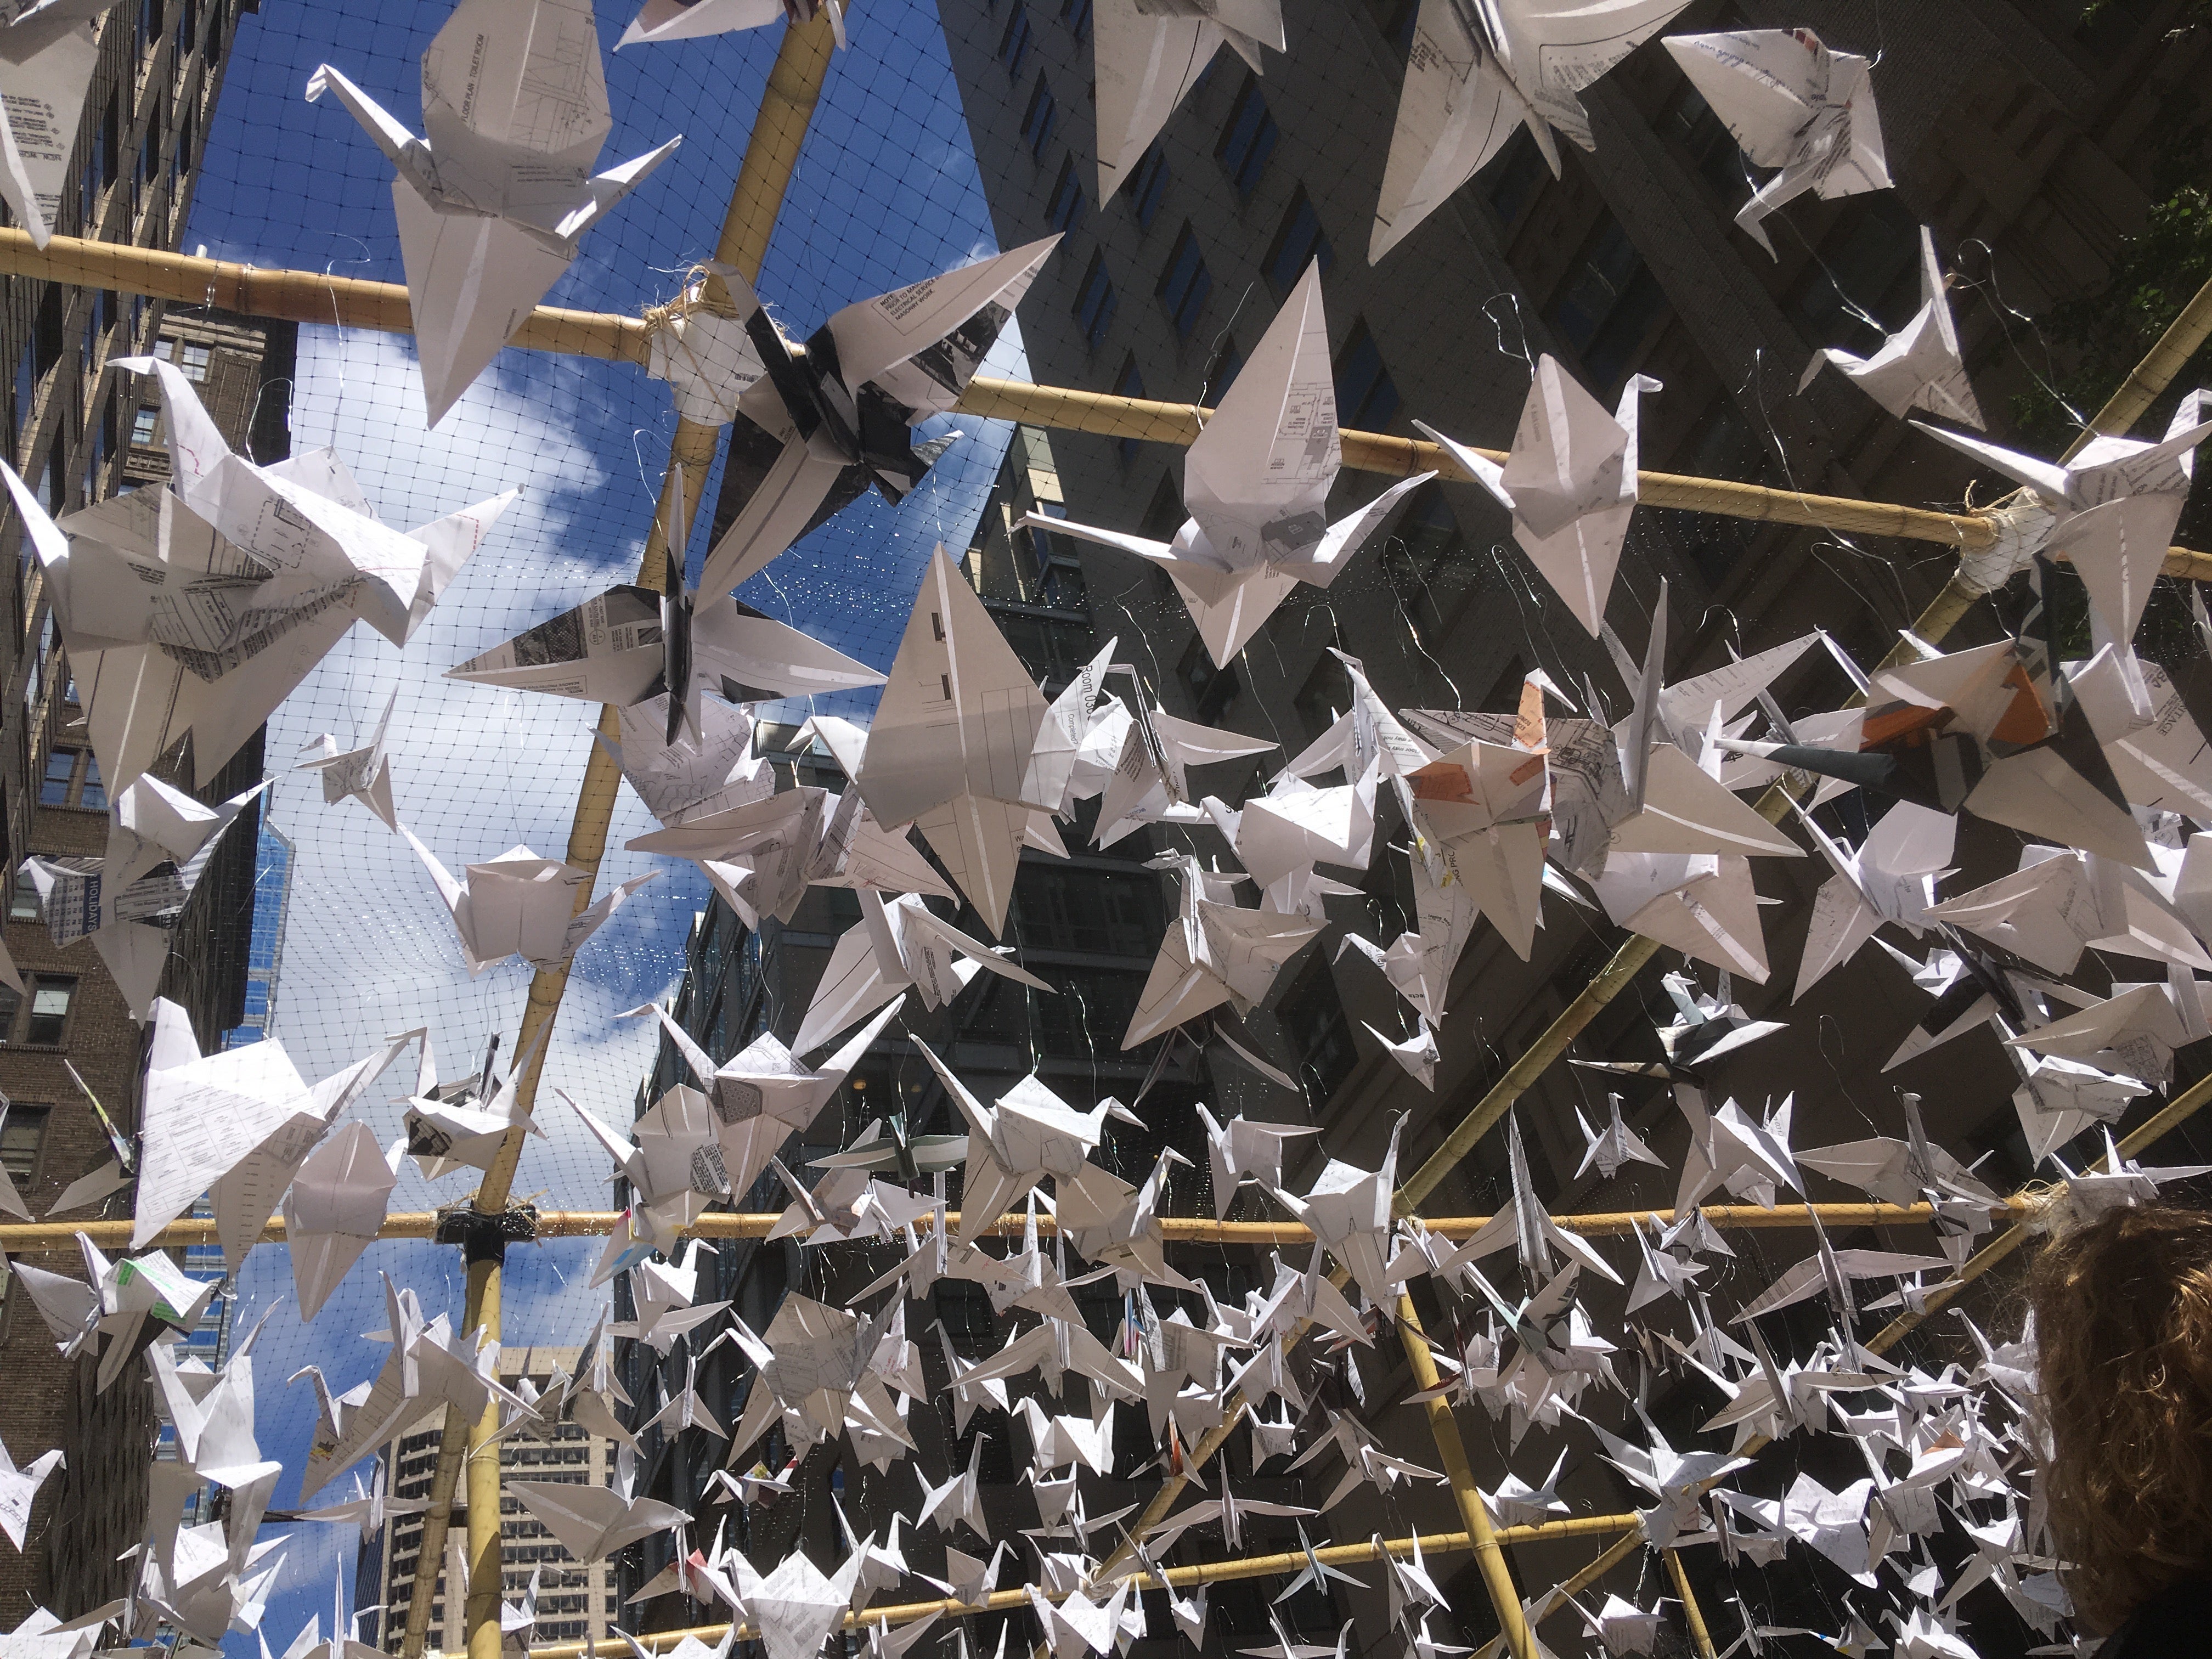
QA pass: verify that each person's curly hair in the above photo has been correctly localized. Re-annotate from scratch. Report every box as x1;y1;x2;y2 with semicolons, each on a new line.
2031;1203;2212;1631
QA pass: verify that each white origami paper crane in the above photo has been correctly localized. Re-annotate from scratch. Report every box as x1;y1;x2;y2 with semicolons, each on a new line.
620;0;843;49
853;546;1053;934
510;1448;690;1562
403;832;658;974
1800;228;1983;426
795;889;1049;1056
12;364;515;788
1123;855;1323;1048
602;697;774;831
280;1122;404;1321
0;2;119;247
22;772;269;1020
1792;800;1956;1000
1037;265;1431;667
1914;392;2211;645
136;999;414;1260
296;688;402;832
1664;29;1893;256
1369;0;1691;261
307;0;683;424
1418;359;1661;635
701;240;1057;594
0;1431;64;1550
447;568;884;744
1091;0;1282;195
622;995;907;1209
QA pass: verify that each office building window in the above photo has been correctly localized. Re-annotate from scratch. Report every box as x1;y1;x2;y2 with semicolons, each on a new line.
1122;143;1169;228
1141;471;1184;540
1216;75;1278;199
9;872;38;921
130;404;159;446
177;340;209;381
1;976;77;1047
1114;356;1146;464
1181;633;1239;721
0;1105;47;1186
1276;955;1353;1101
1203;334;1242;399
1486;129;1548;233
1367;0;1418;53
1334;319;1400;431
1060;0;1091;42
1265;187;1333;296
1072;251;1116;349
1791;193;1918;349
1020;75;1057;156
1380;482;1469;606
1046;153;1086;235
1547;215;1666;390
40;747;103;810
1157;223;1212;340
1663;81;1750;208
999;7;1031;77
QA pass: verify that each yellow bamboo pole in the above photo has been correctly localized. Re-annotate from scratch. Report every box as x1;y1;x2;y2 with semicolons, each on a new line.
2061;272;2212;462
0;227;651;361
1398;1293;1533;1659
499;1514;1640;1659
393;17;848;1659
7;228;2208;574
0;1198;2018;1255
1469;1056;2212;1658
1663;1549;1717;1659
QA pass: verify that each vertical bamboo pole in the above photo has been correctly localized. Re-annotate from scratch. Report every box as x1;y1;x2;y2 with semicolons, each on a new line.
1396;1294;1533;1659
1662;1549;1716;1659
403;16;848;1659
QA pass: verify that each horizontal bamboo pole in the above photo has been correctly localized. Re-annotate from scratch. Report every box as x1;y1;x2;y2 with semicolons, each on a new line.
0;228;652;363
1;1198;2021;1255
955;376;1995;547
1470;1057;2212;1659
1;229;2203;573
509;1514;1640;1659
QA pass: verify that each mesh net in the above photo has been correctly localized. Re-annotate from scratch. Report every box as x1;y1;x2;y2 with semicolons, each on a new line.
41;0;2212;1654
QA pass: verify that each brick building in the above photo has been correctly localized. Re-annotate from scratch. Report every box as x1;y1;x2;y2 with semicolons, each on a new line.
0;0;283;1620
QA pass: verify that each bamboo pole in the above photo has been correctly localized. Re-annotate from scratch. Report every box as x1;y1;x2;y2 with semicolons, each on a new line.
7;229;2208;576
2061;273;2212;462
1663;1549;1717;1659
499;1514;1641;1659
1397;1293;1533;1659
396;18;847;1658
0;227;651;362
1469;1054;2212;1659
0;1198;2019;1255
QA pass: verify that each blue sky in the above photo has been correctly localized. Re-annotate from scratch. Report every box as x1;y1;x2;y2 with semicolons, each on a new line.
178;2;1023;1647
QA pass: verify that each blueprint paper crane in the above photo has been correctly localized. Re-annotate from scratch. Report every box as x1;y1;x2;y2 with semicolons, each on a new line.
620;0;845;49
10;365;515;789
1035;264;1434;667
1122;855;1324;1048
1664;29;1893;256
794;889;1051;1056
1369;0;1691;262
403;832;659;975
1912;392;2211;647
851;546;1055;936
700;238;1059;595
306;0;683;425
1799;228;1984;427
1090;0;1283;196
0;2;117;248
295;688;402;832
1418;357;1661;636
